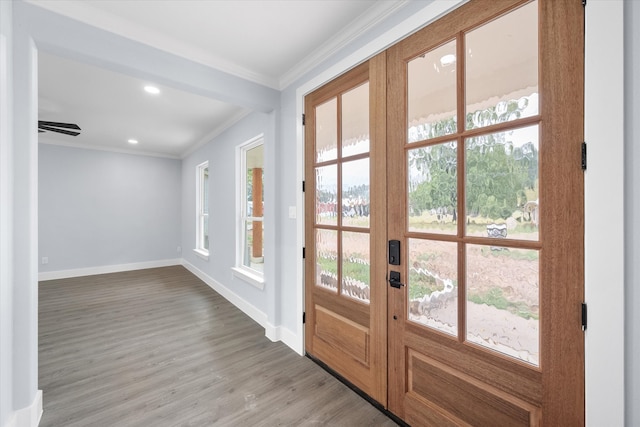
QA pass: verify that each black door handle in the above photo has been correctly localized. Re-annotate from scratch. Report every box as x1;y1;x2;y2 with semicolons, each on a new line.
389;271;405;288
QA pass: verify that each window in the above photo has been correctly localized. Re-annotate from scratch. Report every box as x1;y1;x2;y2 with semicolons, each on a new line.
194;161;209;259
233;137;264;286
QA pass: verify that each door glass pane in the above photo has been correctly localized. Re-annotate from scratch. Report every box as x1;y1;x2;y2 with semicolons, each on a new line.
465;2;538;130
407;39;457;143
408;142;457;234
465;125;539;241
341;231;370;303
316;98;338;162
408;239;457;336
342;158;370;228
342;82;370;157
315;229;338;293
466;244;539;366
315;165;338;226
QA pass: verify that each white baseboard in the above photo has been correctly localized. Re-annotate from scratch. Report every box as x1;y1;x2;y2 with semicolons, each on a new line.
181;260;302;355
264;324;303;355
181;260;269;329
264;322;279;342
7;389;42;427
38;259;182;281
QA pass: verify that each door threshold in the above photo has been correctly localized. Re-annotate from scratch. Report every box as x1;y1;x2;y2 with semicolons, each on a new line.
305;353;408;427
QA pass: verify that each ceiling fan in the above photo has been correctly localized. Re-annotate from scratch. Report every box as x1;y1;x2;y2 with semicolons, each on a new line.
38;120;81;136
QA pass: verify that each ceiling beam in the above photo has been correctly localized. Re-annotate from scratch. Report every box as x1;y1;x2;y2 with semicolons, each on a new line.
15;0;280;114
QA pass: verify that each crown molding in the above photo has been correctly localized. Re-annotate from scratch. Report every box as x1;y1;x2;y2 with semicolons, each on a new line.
38;138;182;159
279;1;410;90
181;108;252;159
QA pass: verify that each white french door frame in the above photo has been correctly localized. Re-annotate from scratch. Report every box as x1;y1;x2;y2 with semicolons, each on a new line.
584;1;624;425
294;0;624;424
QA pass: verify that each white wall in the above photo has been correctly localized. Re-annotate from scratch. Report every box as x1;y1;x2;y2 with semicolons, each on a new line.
39;144;182;275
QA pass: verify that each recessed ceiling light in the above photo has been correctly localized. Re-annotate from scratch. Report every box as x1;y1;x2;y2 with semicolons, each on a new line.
128;139;139;144
144;85;160;95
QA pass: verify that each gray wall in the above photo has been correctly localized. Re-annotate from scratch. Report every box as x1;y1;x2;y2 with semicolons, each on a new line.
625;1;639;425
12;2;40;417
2;0;41;421
39;144;182;272
181;112;275;317
0;1;13;425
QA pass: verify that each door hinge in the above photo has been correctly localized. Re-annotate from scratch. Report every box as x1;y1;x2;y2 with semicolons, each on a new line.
303;312;306;324
581;302;587;331
302;181;305;192
581;142;587;170
582;0;586;7
302;247;306;259
302;114;306;126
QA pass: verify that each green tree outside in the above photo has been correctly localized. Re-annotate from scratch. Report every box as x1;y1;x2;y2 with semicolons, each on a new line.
408;99;538;226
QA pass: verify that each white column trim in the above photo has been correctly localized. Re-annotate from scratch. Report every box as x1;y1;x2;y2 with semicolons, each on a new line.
584;1;625;425
8;390;42;427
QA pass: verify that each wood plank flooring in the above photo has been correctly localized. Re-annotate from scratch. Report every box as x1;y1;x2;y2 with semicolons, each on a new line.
39;266;397;426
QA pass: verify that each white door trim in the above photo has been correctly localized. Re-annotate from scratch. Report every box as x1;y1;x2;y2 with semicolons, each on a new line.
584;1;625;425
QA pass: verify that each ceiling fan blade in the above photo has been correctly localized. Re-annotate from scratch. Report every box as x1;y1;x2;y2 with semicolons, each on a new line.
38;125;81;136
38;120;81;130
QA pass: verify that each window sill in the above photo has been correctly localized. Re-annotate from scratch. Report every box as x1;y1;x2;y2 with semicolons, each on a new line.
231;267;264;290
193;249;209;261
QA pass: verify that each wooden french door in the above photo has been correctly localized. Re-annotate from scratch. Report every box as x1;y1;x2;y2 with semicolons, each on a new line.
387;0;584;424
304;54;388;404
306;0;584;425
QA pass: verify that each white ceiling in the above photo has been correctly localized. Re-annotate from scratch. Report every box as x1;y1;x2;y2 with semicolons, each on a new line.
32;0;407;158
